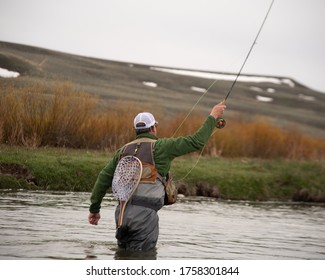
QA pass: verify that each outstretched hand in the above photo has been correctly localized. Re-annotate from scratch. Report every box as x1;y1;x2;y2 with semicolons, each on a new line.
210;101;226;119
88;212;101;225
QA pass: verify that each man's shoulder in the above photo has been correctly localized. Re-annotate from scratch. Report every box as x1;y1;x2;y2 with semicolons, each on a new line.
131;138;157;144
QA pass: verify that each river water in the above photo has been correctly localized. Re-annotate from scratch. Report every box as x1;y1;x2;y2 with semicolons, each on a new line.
0;190;324;260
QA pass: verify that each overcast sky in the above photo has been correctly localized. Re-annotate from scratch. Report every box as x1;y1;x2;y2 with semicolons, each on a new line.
1;0;324;93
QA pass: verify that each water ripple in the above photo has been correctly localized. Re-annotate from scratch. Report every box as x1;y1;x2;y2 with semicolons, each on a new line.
1;191;325;259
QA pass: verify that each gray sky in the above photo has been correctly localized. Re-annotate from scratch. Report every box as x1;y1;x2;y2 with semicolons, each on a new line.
1;0;325;92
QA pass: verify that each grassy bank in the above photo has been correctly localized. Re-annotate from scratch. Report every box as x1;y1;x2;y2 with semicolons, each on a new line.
1;145;324;202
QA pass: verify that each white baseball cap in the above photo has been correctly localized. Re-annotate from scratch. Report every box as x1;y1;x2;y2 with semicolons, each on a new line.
134;112;158;129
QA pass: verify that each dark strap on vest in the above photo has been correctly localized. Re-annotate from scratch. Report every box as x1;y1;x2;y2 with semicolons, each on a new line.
120;138;158;183
122;142;154;164
120;138;157;162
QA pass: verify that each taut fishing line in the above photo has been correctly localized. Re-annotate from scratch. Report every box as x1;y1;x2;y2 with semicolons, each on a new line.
174;0;275;181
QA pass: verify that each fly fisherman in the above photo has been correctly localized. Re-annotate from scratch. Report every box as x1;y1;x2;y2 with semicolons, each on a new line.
88;101;226;251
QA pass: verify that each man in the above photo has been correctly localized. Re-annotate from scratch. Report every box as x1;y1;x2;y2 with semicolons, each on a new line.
88;102;226;251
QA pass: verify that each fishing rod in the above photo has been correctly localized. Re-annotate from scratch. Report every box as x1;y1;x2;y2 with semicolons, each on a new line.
174;0;275;135
174;0;275;181
215;0;275;129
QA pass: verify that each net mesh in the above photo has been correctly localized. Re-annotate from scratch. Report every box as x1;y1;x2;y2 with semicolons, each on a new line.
112;156;142;201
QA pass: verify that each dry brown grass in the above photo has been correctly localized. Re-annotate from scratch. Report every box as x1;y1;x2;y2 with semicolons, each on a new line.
1;82;324;159
209;118;325;159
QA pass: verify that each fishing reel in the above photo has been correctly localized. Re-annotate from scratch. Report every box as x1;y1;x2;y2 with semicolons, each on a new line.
215;118;226;129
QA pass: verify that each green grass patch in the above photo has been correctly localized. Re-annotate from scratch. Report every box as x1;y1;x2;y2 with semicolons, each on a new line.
172;156;325;202
0;145;109;191
1;145;324;202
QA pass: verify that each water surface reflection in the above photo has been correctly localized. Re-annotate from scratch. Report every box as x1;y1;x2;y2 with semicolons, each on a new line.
0;191;324;259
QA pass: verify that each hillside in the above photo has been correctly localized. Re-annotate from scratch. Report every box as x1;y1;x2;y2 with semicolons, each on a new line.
1;41;325;138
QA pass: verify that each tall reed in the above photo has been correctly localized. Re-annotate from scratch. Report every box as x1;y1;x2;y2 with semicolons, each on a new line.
0;82;324;159
0;83;98;147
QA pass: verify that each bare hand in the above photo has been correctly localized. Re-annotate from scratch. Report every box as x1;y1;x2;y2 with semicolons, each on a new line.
88;212;100;225
210;101;226;119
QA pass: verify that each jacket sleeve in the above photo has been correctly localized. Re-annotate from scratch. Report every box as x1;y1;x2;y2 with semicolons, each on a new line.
89;150;120;213
170;116;216;158
160;115;216;159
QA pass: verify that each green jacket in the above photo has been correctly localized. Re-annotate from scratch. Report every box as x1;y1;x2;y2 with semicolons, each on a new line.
89;115;217;213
